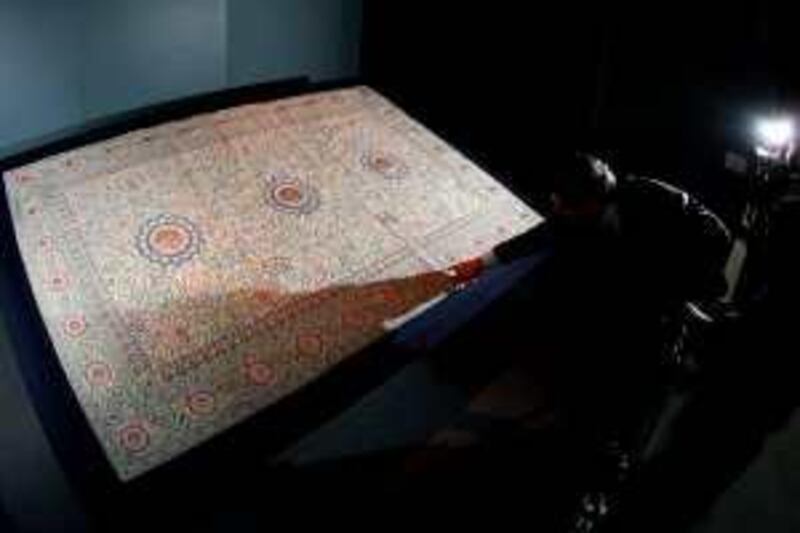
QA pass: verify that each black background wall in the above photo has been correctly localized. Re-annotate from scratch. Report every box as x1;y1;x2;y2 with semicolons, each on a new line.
362;1;796;223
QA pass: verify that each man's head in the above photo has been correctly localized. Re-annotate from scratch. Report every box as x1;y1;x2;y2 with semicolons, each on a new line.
549;152;617;219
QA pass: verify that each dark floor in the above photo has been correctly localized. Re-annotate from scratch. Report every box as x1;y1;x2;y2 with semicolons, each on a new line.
2;247;798;532
691;407;800;533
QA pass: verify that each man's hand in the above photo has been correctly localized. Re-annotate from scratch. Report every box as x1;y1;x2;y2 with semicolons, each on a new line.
447;256;487;286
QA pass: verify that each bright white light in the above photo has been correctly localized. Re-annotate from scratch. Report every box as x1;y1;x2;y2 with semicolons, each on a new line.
755;117;795;149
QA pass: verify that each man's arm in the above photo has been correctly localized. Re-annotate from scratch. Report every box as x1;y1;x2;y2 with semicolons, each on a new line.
628;176;732;301
448;222;553;285
492;221;555;264
682;195;732;300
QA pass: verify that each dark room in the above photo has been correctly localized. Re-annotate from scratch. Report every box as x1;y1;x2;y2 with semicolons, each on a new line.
0;1;798;532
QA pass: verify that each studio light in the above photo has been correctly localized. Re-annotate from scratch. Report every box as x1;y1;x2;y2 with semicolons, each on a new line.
754;116;795;161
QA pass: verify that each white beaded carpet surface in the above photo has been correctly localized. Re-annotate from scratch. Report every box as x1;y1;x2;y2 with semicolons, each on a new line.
4;86;541;480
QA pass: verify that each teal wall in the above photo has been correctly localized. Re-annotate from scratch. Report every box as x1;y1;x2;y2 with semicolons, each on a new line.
0;0;363;152
0;0;84;151
228;0;362;87
82;0;228;119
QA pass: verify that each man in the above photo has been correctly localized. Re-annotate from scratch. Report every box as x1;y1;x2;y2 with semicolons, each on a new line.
448;152;732;446
452;152;731;307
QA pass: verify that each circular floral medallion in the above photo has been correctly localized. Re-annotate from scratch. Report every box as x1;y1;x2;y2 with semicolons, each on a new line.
264;174;321;215
136;213;202;267
244;361;275;386
118;422;150;454
296;332;325;357
186;390;216;416
376;286;403;312
63;315;87;337
361;151;409;180
49;272;70;292
85;361;114;388
342;305;375;330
